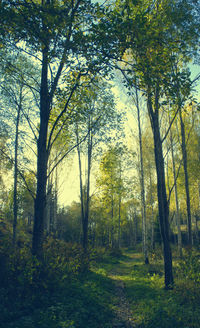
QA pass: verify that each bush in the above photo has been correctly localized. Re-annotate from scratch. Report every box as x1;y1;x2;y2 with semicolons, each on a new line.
43;238;83;283
107;247;122;257
0;234;86;300
177;249;200;284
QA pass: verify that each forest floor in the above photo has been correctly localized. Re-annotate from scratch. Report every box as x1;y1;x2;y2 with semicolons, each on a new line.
107;251;138;328
93;248;200;328
1;248;200;328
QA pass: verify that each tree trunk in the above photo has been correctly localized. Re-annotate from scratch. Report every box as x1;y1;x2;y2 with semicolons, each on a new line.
170;127;182;257
12;88;22;246
49;164;58;235
76;126;85;243
135;85;149;264
179;109;192;246
76;120;92;254
118;194;121;248
111;194;114;248
45;182;51;234
195;215;199;244
149;164;155;250
133;209;138;246
147;89;173;289
32;46;49;258
83;125;92;252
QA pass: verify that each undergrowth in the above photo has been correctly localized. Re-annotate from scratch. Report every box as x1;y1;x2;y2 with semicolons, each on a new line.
0;225;115;328
124;248;200;328
1;222;200;328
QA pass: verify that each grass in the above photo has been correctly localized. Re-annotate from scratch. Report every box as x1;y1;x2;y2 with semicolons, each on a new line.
109;249;200;328
92;248;200;328
1;246;200;328
0;269;115;328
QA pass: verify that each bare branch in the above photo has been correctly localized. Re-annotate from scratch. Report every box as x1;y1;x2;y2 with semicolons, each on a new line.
162;105;180;143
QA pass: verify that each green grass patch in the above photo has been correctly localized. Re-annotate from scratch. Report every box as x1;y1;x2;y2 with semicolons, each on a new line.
92;248;200;328
0;242;117;328
120;250;200;328
0;271;116;328
1;242;200;328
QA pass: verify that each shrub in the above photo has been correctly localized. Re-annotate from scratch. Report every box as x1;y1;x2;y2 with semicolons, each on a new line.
177;249;200;284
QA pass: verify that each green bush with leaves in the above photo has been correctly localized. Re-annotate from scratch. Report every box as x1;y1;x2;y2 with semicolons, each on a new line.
177;249;200;284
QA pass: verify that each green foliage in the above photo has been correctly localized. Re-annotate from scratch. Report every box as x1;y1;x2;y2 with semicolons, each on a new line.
43;238;83;279
115;250;200;328
0;222;116;328
177;249;200;284
1;232;200;328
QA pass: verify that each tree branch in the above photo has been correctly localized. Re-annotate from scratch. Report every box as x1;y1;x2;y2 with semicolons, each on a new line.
0;148;35;199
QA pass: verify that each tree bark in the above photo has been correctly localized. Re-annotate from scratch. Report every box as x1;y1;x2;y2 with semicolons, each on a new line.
76;119;93;253
147;89;173;289
149;163;155;250
83;123;92;252
135;85;149;264
12;87;22;246
111;194;114;248
76;126;85;243
32;46;49;258
53;163;58;234
179;109;192;246
118;194;121;249
170;126;182;257
133;208;138;246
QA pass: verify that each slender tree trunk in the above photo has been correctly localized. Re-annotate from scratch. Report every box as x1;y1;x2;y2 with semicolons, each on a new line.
133;209;138;246
147;89;173;289
32;47;49;258
12;88;22;246
117;160;122;249
135;85;149;264
170;127;182;257
45;181;51;234
76;127;85;240
111;194;114;248
118;194;121;248
127;213;134;247
83;124;92;252
195;215;199;244
49;185;54;233
76;120;92;253
53;164;58;234
149;164;155;250
197;184;200;242
179;109;192;246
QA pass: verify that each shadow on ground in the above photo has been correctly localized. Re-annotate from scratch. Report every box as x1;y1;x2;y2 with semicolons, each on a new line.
1;270;116;328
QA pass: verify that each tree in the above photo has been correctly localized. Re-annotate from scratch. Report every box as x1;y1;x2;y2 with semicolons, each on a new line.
179;108;192;245
142;125;157;250
112;0;199;288
74;79;120;252
0;132;11;217
169;122;182;256
1;0;113;258
130;84;149;263
0;51;39;245
97;145;129;248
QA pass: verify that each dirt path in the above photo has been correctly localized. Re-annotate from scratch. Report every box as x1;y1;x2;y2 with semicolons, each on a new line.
108;253;138;328
111;279;136;328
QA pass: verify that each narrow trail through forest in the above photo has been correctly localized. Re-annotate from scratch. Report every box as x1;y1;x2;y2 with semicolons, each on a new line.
2;247;200;328
107;252;139;328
